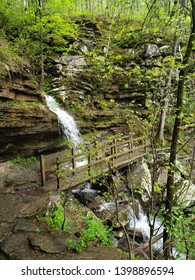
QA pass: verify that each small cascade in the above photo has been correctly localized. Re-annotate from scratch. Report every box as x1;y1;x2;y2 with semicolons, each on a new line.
98;202;116;212
128;202;162;243
72;183;185;258
45;95;81;146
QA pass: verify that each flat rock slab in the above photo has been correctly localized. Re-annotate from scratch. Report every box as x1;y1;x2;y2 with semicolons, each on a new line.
79;246;128;260
1;232;41;260
29;233;75;254
18;196;47;218
14;220;47;234
0;194;23;222
0;222;13;243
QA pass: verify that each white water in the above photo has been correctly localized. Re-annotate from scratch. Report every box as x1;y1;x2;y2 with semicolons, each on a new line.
45;95;81;146
98;202;116;212
128;203;162;242
99;200;163;247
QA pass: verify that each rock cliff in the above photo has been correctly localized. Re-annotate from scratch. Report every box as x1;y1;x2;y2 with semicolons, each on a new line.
0;19;182;160
0;66;60;161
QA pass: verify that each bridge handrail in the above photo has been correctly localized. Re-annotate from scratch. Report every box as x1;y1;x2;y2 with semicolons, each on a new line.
56;135;147;186
60;135;147;163
39;134;149;188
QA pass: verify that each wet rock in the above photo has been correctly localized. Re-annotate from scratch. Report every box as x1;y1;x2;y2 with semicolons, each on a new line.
127;228;146;242
73;183;100;208
98;203;129;228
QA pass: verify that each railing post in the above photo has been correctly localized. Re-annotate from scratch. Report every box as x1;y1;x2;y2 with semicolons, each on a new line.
71;147;76;175
56;157;60;190
40;155;45;187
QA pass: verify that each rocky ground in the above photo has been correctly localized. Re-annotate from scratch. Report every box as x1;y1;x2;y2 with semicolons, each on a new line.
0;184;128;260
1;150;194;260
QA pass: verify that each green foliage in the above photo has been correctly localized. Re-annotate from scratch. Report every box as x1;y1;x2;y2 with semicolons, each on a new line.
153;182;162;195
162;206;195;259
68;213;113;253
29;15;78;47
44;203;70;232
10;155;37;164
0;36;24;75
10;155;23;164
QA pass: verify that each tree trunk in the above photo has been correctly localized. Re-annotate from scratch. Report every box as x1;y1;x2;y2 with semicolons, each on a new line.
156;94;169;144
156;36;178;144
163;0;195;259
189;146;195;179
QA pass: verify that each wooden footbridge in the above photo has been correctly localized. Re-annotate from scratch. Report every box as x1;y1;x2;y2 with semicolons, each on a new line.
40;134;149;190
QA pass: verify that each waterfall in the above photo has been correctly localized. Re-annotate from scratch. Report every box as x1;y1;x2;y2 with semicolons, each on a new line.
45;95;81;146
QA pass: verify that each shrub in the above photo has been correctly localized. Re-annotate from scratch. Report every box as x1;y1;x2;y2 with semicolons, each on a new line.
68;213;113;253
44;203;70;232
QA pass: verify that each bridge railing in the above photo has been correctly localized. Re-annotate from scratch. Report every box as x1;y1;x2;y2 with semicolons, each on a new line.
54;134;148;190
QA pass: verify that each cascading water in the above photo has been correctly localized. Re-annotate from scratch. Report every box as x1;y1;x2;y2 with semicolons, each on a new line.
45;95;81;146
128;202;162;243
73;183;185;258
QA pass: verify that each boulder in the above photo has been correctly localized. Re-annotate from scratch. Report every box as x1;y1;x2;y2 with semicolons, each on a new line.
98;202;129;228
127;159;152;202
145;44;160;57
1;232;40;259
53;55;87;77
72;183;100;208
29;233;76;254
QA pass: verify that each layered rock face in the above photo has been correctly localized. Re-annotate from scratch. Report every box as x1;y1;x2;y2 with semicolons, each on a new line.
0;19;182;160
0;69;59;161
46;20;177;139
